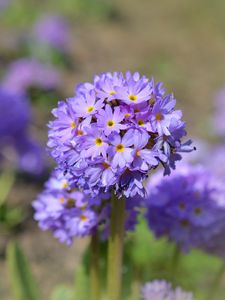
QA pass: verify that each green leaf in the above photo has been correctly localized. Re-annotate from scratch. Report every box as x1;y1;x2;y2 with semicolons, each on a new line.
6;241;40;300
50;285;73;300
74;264;89;300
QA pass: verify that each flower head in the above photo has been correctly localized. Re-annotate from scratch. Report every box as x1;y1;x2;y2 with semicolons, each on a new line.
33;170;142;245
141;280;195;300
32;15;70;51
1;59;60;94
145;164;225;252
48;72;193;198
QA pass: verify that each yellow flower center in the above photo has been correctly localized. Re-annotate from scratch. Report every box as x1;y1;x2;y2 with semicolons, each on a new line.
71;121;75;129
156;112;163;121
124;113;131;117
128;94;138;101
116;144;125;152
180;219;189;228
136;150;141;157
95;138;103;146
59;197;65;204
80;215;88;221
109;90;116;95
107;120;115;127
194;207;202;215
66;199;75;208
77;130;83;136
102;162;110;169
87;106;94;113
62;181;68;189
138;119;145;126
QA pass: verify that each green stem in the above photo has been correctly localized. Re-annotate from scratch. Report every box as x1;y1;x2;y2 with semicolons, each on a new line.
206;263;225;300
170;244;181;282
0;171;15;206
107;192;126;300
90;232;100;300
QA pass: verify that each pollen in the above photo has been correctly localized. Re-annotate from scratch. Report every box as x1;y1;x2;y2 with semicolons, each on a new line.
62;181;68;189
125;113;131;117
156;112;163;121
136;150;141;156
107;120;114;127
80;215;88;221
95;138;103;146
66;199;75;208
128;94;138;102
77;130;83;136
71;121;75;129
194;207;202;215
102;162;110;169
109;90;116;95
87;106;94;113
116;144;125;152
138;119;145;126
180;219;189;228
59;197;65;204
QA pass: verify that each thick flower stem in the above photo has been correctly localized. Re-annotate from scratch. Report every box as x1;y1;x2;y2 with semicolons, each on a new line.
107;193;126;300
90;232;100;300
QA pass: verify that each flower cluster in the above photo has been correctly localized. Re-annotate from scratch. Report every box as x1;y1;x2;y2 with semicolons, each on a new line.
32;15;70;51
141;280;195;300
33;170;142;245
0;88;45;175
1;58;60;94
48;72;193;198
145;164;225;252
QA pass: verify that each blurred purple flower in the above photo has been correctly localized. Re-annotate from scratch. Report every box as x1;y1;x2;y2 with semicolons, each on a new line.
145;164;225;252
32;15;70;51
141;280;195;300
0;88;45;175
1;58;60;94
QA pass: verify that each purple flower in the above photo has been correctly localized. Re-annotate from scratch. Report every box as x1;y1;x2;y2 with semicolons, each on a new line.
1;58;60;94
33;170;142;245
73;91;104;118
141;280;195;300
32;15;70;51
115;72;152;105
48;72;193;198
0;88;45;175
97;104;126;136
80;127;108;159
145;164;225;253
109;131;134;168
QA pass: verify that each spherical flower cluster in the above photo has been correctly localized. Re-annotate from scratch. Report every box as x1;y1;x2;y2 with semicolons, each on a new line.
32;15;70;51
48;72;193;198
1;58;60;94
33;170;142;245
141;280;195;300
0;88;45;175
145;164;225;252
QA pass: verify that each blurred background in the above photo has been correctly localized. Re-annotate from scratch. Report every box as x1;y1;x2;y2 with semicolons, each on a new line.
1;0;225;299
